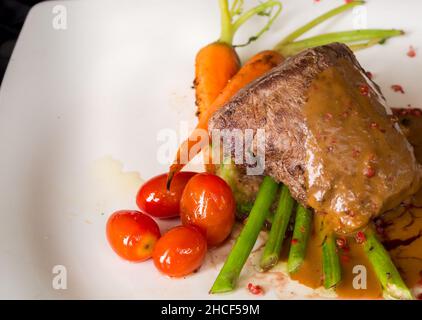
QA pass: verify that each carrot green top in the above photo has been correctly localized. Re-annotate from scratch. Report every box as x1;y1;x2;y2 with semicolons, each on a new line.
218;0;282;46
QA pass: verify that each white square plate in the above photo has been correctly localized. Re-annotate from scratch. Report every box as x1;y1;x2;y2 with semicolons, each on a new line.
0;0;421;299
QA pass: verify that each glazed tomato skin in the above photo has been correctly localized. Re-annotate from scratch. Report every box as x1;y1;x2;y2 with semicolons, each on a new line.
136;172;197;219
153;225;207;277
180;173;235;246
106;210;160;262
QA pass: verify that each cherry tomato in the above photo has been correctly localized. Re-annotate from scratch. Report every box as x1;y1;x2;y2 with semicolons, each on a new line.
180;173;235;246
106;210;160;262
153;225;207;277
136;172;197;219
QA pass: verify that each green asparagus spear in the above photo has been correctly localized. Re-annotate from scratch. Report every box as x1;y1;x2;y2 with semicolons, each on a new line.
287;205;312;274
322;234;342;289
363;230;413;300
210;177;279;294
260;185;295;271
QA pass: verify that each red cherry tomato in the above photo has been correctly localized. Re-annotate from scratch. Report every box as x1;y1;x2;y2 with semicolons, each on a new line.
180;173;235;246
106;210;160;262
153;225;207;277
136;172;197;219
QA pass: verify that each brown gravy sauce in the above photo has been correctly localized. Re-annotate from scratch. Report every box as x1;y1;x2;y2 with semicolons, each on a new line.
381;110;422;290
289;215;384;299
288;110;422;299
303;61;421;234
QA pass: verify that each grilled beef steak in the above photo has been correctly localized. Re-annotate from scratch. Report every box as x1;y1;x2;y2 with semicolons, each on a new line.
209;43;421;234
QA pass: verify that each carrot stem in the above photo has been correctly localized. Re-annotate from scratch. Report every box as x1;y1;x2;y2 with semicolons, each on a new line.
219;0;235;44
232;1;282;47
276;0;365;47
348;38;386;51
218;0;282;46
275;29;404;57
229;0;244;17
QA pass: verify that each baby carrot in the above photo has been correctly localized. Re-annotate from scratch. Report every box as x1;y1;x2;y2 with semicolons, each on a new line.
168;49;284;184
167;0;282;186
